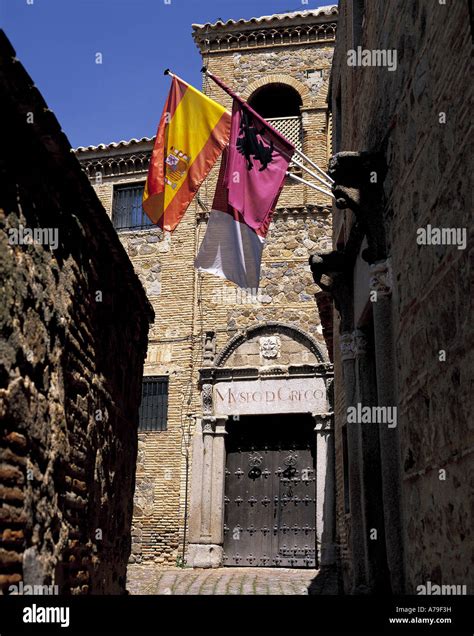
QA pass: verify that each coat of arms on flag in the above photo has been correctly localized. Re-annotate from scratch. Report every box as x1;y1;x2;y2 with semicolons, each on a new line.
165;147;190;189
143;73;231;232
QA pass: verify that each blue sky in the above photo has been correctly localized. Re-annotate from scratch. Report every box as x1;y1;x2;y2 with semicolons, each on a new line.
1;0;334;148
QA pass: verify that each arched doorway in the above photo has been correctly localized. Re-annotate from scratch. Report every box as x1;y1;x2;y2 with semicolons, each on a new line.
186;324;335;569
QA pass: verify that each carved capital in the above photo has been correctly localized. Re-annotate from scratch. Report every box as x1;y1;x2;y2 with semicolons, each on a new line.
340;332;355;361
352;329;368;357
201;416;216;435
369;259;392;298
329;151;387;264
202;416;227;435
309;251;352;331
214;417;228;435
312;412;334;432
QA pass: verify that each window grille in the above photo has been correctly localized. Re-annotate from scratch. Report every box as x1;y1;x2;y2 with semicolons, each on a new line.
266;116;302;152
112;183;153;230
138;377;168;431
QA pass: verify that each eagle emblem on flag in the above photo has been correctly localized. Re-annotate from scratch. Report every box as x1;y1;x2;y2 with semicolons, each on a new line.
236;110;274;172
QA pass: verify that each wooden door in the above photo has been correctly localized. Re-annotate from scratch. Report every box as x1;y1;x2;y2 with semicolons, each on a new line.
223;415;316;568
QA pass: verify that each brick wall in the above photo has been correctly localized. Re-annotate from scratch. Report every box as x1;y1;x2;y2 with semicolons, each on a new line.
0;32;153;594
77;11;337;565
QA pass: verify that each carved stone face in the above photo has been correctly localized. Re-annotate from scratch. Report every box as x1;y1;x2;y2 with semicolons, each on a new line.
259;336;281;359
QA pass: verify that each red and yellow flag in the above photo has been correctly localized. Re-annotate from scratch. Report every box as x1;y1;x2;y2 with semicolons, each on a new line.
143;75;231;232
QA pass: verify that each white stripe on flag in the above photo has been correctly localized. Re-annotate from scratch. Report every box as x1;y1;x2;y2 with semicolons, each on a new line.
195;210;264;289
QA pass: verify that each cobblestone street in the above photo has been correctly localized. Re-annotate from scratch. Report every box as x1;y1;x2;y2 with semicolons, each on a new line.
127;565;339;595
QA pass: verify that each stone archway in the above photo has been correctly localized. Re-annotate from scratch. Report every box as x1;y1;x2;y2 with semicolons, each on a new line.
243;74;312;109
186;324;335;569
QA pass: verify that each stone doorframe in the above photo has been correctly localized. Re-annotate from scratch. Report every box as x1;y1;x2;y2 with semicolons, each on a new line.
186;365;336;569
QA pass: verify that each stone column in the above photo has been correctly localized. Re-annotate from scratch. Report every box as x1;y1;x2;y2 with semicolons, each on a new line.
353;328;390;593
187;418;204;545
340;332;369;592
209;419;227;546
313;412;336;567
199;417;215;541
369;259;404;593
186;415;228;568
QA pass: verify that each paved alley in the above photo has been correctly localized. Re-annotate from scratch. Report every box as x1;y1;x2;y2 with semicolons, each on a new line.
127;565;339;595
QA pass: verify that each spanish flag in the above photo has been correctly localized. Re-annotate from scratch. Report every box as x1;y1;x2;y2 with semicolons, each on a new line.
143;74;231;232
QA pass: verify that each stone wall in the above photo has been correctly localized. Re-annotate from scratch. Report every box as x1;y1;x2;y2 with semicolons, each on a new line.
76;9;337;565
201;42;334;211
79;172;200;567
330;1;472;593
0;32;153;594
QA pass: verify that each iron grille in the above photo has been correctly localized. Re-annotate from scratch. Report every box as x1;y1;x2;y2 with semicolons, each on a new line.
138;377;168;431
112;183;153;230
266;116;302;151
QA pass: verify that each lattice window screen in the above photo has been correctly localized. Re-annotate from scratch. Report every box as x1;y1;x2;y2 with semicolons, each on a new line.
266;116;302;151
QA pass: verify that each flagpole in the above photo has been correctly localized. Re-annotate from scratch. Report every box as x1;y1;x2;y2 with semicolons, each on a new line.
286;171;334;198
287;155;333;189
293;147;334;183
202;66;335;187
201;66;294;149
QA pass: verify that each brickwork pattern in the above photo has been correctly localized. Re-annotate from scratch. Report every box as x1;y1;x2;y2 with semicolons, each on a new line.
0;33;152;594
80;13;336;567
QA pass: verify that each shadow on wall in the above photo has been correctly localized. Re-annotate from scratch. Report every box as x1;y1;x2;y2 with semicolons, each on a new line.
307;565;340;595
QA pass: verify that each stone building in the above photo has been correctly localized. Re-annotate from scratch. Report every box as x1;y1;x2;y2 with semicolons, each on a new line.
312;0;472;594
75;5;339;569
0;31;153;593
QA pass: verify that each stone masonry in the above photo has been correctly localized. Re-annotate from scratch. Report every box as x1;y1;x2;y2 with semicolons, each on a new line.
75;6;338;566
0;31;153;594
326;1;472;594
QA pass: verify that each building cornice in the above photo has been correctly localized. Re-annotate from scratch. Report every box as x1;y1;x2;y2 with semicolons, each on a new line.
200;363;333;384
78;149;151;180
74;136;154;157
193;7;338;54
193;6;338;32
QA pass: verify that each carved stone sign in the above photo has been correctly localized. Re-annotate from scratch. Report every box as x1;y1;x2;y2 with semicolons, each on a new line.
213;377;327;416
259;336;281;359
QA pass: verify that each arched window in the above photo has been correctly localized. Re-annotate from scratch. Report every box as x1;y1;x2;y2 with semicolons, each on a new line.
248;83;302;118
248;83;303;151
